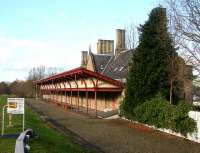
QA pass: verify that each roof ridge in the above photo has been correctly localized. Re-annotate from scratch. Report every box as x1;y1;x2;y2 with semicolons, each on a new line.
34;67;124;88
93;53;114;56
114;49;134;60
118;49;134;55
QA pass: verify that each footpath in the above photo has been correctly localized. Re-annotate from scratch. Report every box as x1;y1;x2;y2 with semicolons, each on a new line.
27;99;200;153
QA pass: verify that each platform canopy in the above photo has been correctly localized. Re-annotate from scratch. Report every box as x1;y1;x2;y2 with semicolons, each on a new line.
34;67;124;92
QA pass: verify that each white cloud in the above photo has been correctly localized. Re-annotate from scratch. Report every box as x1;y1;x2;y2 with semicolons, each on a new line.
0;38;48;48
0;38;48;62
0;37;81;82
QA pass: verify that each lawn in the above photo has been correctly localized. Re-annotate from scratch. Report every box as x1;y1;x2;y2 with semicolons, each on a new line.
0;95;91;153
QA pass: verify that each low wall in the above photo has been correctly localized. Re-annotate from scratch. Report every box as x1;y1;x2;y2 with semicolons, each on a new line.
188;111;200;143
149;111;200;143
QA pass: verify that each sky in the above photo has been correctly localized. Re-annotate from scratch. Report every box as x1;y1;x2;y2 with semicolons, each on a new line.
0;0;160;82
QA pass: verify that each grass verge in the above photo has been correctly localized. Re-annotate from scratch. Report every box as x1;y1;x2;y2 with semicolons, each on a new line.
0;95;91;153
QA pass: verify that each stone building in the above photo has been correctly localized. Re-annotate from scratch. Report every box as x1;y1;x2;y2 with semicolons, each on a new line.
35;29;193;118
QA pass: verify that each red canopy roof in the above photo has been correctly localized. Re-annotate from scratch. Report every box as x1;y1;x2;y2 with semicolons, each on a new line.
34;67;124;88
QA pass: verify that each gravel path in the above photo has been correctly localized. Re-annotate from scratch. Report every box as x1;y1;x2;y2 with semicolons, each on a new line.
27;99;200;153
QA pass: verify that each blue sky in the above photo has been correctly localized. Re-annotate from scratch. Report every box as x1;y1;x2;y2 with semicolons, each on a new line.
0;0;160;81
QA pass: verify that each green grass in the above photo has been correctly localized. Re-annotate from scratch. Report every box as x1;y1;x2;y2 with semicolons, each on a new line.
0;95;90;153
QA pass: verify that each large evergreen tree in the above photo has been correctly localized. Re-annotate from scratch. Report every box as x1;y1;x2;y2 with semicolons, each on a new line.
122;7;177;118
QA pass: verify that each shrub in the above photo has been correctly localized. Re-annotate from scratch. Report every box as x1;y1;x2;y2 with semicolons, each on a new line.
133;95;197;136
119;99;135;120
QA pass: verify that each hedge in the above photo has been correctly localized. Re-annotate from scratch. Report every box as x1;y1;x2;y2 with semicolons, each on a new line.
133;95;197;136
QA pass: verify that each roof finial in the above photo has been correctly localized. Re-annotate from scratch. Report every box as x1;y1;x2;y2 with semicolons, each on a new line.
89;44;92;52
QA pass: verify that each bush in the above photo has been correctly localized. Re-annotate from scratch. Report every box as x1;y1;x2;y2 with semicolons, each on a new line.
133;95;197;136
119;99;136;120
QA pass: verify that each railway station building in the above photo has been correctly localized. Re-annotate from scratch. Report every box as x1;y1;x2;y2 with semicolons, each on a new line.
34;29;193;117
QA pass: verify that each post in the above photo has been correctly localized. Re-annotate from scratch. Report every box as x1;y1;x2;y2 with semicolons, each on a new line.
2;105;7;136
86;92;88;114
35;84;38;99
60;91;62;105
49;89;51;102
23;108;25;132
81;94;83;110
8;114;13;127
40;83;42;100
48;90;50;102
64;91;67;110
57;90;59;105
65;91;67;103
70;91;72;107
53;91;54;103
95;91;97;117
77;91;79;112
38;85;40;100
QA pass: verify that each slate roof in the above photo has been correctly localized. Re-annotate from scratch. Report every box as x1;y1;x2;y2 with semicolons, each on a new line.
102;50;134;82
90;51;113;73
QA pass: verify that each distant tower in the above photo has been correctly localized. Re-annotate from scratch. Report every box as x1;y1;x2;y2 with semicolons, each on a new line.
115;29;126;56
81;51;88;68
97;39;114;54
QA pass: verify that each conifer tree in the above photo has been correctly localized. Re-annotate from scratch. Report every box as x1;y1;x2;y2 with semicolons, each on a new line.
122;7;177;118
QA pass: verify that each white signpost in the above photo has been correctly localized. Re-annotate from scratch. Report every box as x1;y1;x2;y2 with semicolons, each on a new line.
7;98;24;115
1;98;25;136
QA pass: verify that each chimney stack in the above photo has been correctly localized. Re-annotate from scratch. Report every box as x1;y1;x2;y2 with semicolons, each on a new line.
115;29;126;56
97;39;114;55
81;51;88;68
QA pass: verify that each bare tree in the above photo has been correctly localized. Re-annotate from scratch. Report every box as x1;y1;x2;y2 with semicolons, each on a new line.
27;66;60;81
46;67;60;77
165;0;200;77
167;53;180;104
28;65;46;81
125;23;138;50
